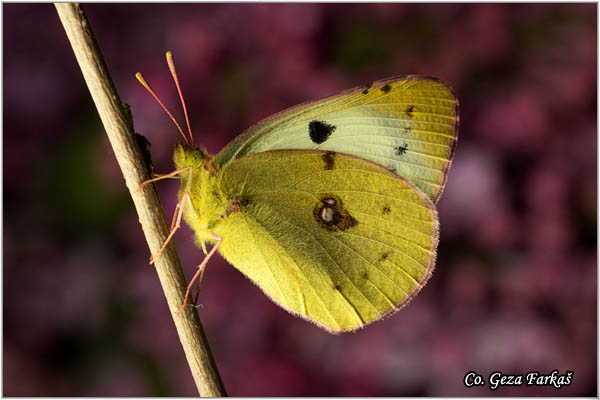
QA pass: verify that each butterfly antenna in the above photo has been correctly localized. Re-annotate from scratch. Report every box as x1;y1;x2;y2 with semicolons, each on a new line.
135;72;190;146
166;51;194;147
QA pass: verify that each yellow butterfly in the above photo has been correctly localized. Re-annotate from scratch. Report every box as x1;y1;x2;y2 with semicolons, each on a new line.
137;52;458;333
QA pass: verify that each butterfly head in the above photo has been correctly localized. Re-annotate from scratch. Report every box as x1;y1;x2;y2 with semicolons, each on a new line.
173;143;212;171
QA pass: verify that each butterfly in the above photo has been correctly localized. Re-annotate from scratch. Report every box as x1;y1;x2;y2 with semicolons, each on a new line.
137;51;458;333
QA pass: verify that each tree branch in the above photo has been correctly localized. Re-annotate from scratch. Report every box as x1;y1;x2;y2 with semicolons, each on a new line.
55;3;226;396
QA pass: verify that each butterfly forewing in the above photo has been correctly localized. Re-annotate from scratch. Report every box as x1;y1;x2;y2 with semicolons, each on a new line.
214;77;458;204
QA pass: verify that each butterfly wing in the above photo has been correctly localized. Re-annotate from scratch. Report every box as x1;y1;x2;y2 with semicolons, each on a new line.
214;76;458;204
216;150;438;333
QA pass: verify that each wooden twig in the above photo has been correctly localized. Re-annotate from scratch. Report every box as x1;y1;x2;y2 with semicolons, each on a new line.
55;3;226;396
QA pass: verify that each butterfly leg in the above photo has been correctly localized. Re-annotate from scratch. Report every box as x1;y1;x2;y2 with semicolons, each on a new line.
149;191;192;264
137;166;192;192
177;235;222;315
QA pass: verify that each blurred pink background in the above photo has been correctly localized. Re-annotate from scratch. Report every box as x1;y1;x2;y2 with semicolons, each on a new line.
3;3;596;396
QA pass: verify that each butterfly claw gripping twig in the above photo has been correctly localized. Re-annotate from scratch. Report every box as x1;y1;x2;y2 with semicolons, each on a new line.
177;236;223;315
150;191;192;264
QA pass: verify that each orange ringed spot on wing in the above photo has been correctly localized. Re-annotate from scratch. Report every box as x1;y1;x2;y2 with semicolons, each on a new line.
313;194;357;232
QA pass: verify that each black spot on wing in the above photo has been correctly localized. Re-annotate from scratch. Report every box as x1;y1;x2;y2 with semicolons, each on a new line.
333;284;341;291
309;120;336;144
322;151;336;170
380;84;392;93
395;143;408;156
361;82;373;95
382;205;391;214
405;105;415;118
361;271;369;279
313;194;358;232
378;252;389;262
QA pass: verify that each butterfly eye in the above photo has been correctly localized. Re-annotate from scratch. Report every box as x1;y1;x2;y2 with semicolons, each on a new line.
184;149;205;167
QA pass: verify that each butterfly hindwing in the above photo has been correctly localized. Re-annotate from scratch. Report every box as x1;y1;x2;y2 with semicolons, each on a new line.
215;150;438;332
214;76;458;204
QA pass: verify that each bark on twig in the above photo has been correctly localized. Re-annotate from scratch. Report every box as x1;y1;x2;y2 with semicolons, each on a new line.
55;3;226;396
